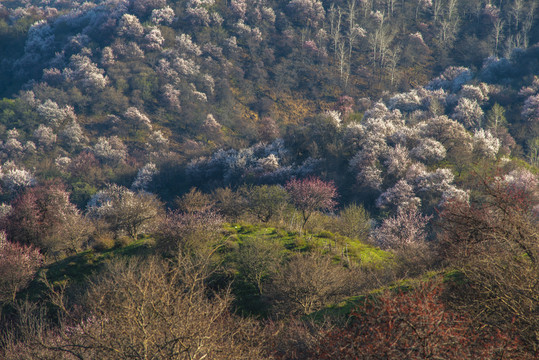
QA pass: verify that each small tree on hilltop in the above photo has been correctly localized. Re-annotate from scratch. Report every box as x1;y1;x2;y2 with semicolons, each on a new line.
241;185;289;223
285;177;337;231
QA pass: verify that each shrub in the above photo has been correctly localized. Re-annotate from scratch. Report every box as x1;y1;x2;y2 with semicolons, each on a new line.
92;233;115;251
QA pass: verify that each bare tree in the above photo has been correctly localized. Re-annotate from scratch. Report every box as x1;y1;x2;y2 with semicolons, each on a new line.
439;171;539;350
267;253;365;316
328;4;342;56
492;18;504;55
8;256;265;359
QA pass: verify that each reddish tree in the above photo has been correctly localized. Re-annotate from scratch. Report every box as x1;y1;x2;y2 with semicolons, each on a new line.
6;182;91;255
285;177;337;231
310;281;531;359
335;95;355;119
5;190;41;247
67;151;102;183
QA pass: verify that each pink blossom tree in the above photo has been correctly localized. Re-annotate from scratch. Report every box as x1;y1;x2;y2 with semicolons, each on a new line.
285;177;337;231
0;232;43;303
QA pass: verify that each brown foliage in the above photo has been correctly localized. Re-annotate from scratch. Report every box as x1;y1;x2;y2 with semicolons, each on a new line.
439;171;539;351
175;187;215;214
212;187;245;221
308;281;532;359
156;209;224;255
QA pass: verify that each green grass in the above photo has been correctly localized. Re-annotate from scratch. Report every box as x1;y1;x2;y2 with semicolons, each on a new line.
21;238;154;303
222;223;392;267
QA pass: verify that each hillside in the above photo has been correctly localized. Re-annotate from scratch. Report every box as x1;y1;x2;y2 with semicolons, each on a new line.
0;0;537;358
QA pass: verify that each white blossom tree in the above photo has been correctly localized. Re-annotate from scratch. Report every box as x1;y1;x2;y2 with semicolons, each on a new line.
0;162;35;195
3;129;23;156
144;27;165;51
413;168;455;195
231;0;247;19
427;66;472;91
161;84;182;111
410;138;447;164
33;124;57;148
67;54;109;90
376;179;421;213
60;120;87;148
440;186;469;206
522;94;539;123
176;34;202;56
388;89;424;112
37;100;70;128
459;84;489;104
202;114;222;134
384;144;411;177
472;129;500;160
117;14;144;38
373;207;432;250
15;19;55;72
286;0;326;28
501;169;539;203
132;163;159;191
151;6;175;25
147;130;169;152
518;76;539;97
101;46;115;66
452;97;484;129
185;0;214;26
417;115;472;156
87;184;163;239
55;156;72;171
124;107;152;130
93;136;127;165
131;0;167;17
356;165;383;190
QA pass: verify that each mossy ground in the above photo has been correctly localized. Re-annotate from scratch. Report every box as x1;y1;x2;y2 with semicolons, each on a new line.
222;223;392;268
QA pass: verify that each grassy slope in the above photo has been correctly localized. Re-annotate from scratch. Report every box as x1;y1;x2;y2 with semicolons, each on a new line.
221;223;392;267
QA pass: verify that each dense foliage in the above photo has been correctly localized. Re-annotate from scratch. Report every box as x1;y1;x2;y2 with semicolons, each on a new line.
0;0;538;358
